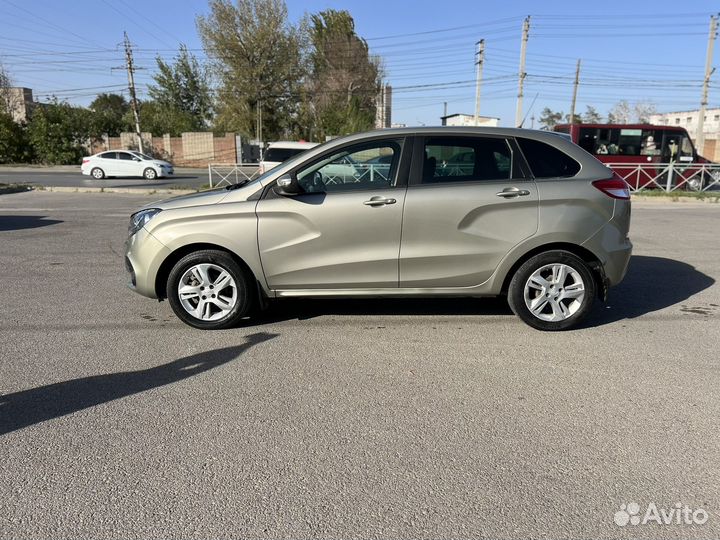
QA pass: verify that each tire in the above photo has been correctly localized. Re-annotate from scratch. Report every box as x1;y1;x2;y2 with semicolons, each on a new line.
507;250;596;331
167;250;254;330
91;167;105;179
143;167;158;180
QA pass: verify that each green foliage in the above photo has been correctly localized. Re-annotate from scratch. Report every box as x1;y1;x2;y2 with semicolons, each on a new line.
125;101;196;137
148;45;213;130
0;112;30;163
89;93;130;136
197;0;305;139
583;105;602;124
26;99;98;164
305;9;380;139
538;108;564;130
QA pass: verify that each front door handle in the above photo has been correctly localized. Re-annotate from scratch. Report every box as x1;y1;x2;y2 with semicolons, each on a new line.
496;187;530;198
363;196;397;206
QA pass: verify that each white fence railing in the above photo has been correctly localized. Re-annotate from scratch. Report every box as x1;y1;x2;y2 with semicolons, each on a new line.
208;163;260;188
606;162;720;192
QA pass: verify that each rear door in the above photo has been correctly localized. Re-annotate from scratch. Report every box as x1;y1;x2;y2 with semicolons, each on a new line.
257;137;411;290
97;152;118;175
399;135;538;288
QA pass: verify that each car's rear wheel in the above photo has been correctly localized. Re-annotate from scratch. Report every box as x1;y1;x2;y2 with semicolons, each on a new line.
508;250;596;331
167;250;253;330
143;167;158;180
91;167;105;179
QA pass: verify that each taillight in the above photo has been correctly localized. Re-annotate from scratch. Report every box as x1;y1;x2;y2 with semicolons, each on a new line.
82;158;89;164
592;175;630;200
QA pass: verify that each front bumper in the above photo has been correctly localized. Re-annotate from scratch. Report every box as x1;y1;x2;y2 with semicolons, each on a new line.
125;227;171;298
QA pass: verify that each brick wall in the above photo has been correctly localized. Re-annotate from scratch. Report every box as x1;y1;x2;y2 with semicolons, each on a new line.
91;132;237;167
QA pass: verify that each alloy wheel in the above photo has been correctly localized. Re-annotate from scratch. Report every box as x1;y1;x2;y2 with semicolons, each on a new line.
177;263;238;321
523;263;585;322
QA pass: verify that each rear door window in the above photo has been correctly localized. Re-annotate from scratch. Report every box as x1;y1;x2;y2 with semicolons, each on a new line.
100;152;116;159
421;137;514;183
516;138;581;178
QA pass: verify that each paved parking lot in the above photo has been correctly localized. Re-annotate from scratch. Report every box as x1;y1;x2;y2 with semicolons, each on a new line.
0;190;719;539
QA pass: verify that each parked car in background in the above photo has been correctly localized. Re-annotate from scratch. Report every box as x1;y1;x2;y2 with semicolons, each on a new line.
554;123;716;190
125;127;632;332
258;141;318;174
81;150;174;180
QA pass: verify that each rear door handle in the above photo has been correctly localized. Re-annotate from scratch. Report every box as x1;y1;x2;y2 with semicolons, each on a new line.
363;196;397;206
496;187;530;198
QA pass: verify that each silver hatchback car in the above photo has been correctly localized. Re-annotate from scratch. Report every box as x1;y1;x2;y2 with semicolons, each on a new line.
125;127;632;331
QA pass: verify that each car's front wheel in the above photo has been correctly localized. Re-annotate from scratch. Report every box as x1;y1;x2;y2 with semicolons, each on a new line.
143;167;158;180
167;250;253;330
508;250;596;331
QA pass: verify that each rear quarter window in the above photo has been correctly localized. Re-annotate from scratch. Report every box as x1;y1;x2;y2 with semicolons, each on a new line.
516;137;581;178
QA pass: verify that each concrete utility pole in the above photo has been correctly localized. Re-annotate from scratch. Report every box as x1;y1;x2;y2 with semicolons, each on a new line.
123;32;144;154
474;39;485;125
697;14;718;154
569;59;581;124
515;16;530;127
256;99;263;151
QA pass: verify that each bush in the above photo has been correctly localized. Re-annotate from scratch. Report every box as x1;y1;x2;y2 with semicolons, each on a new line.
0;112;30;163
26;100;99;164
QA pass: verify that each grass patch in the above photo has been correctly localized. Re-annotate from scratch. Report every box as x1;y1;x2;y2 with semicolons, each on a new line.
0;183;33;195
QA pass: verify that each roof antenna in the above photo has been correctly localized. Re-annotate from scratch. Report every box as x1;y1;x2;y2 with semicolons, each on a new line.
519;92;539;128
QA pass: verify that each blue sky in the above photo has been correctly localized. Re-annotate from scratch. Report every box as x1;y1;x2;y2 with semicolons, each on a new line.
0;0;718;128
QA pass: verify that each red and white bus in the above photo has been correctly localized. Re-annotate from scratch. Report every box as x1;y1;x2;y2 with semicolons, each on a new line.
553;123;715;190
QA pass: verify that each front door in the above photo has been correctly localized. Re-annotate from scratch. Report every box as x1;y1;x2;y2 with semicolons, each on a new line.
399;135;539;288
257;138;410;290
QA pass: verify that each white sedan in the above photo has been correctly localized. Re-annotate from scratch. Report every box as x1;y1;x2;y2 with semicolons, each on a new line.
81;150;174;180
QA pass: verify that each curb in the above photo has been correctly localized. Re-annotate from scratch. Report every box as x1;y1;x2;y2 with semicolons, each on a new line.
38;186;198;195
631;195;720;204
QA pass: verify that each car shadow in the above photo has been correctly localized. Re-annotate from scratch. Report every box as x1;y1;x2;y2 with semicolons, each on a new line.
242;256;713;329
0;215;63;231
583;255;715;327
0;332;278;436
245;296;513;326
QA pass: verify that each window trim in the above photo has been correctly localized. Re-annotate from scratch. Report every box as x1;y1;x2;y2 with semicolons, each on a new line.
408;134;531;187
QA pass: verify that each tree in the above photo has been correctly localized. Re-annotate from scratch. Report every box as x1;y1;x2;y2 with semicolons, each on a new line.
148;45;213;130
89;93;130;136
125;100;196;137
27;99;98;164
608;100;631;124
583;105;602;124
197;0;305;140
538;107;564;130
634;101;657;123
305;9;381;139
0;112;29;163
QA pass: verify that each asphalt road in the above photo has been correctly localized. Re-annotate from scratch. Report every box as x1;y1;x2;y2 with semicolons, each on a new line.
0;165;260;190
0;191;719;539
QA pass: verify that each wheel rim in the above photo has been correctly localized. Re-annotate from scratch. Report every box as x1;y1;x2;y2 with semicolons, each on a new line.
145;169;156;179
178;263;238;321
92;169;102;178
523;263;585;322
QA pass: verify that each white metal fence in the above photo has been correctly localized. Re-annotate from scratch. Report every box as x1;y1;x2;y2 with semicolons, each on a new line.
208;163;260;188
606;162;720;192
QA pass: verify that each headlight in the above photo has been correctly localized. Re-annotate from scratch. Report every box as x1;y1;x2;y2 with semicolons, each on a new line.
128;208;161;236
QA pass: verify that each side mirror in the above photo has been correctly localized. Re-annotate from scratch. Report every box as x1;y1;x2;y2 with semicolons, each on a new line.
273;173;303;196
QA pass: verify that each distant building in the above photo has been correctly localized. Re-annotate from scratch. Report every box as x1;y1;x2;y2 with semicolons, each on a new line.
441;113;499;127
390;123;406;128
649;108;720;161
375;84;392;129
1;87;34;123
